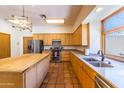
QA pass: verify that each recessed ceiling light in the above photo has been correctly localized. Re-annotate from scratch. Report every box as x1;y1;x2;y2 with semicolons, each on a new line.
46;19;64;24
95;7;103;12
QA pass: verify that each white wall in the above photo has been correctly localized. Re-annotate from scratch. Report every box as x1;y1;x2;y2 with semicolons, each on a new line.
89;21;101;54
32;25;73;33
0;19;32;57
83;5;123;54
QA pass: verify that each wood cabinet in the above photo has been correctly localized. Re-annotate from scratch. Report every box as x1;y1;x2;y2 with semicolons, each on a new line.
70;52;96;88
72;25;82;45
82;24;89;46
61;50;70;62
0;33;10;59
72;24;89;46
82;63;96;88
33;24;89;46
33;33;73;46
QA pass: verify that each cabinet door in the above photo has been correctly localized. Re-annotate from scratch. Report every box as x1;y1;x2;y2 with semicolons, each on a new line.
37;56;50;87
33;34;39;40
24;65;37;88
0;33;10;59
77;66;84;87
69;34;73;45
83;64;96;88
83;72;95;88
72;25;82;45
38;34;44;40
82;24;89;46
61;34;65;45
61;51;70;61
76;26;82;45
64;34;69;45
47;34;52;45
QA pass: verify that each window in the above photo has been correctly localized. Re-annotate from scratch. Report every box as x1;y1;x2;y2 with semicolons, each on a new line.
103;10;124;32
102;7;124;58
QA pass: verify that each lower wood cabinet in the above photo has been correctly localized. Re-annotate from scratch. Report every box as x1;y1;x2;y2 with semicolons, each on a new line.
82;64;96;88
71;52;96;88
61;50;70;62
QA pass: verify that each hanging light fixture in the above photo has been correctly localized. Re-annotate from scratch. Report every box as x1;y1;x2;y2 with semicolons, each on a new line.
6;5;32;31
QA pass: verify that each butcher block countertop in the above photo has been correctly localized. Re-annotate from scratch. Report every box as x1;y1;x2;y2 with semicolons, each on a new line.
0;52;50;73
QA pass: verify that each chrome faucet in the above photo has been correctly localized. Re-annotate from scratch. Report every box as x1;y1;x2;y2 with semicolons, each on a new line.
97;50;105;61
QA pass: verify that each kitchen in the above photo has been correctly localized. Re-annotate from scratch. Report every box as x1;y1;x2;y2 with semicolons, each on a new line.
0;4;124;88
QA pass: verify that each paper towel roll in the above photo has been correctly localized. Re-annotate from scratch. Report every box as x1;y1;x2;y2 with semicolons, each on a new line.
85;49;89;55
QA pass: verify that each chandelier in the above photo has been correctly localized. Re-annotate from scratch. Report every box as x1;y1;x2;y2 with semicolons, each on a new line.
6;5;32;31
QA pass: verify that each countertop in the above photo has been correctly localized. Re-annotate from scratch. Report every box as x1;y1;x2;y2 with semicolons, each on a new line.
0;52;50;73
71;51;124;88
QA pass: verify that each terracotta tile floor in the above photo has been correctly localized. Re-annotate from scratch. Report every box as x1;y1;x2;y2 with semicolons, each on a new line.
40;62;81;88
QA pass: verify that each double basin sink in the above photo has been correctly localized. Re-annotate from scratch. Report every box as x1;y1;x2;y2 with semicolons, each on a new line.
83;57;113;68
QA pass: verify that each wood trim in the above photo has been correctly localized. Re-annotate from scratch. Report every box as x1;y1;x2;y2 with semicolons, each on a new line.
101;6;124;61
33;33;73;35
101;21;105;53
73;24;82;33
0;32;10;35
106;54;124;63
104;25;124;34
102;6;124;21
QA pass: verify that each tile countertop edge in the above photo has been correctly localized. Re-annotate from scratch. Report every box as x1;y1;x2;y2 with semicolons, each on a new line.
71;51;118;88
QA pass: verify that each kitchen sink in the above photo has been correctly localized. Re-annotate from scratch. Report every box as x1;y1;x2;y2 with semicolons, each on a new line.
83;57;99;62
83;57;113;68
89;62;113;67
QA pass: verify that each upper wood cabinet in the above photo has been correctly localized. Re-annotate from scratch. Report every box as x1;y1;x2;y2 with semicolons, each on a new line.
33;24;89;46
72;24;89;46
33;34;73;46
72;25;82;45
82;24;89;46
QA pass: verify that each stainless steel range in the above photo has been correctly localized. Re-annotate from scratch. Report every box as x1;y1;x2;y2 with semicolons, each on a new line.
50;40;63;62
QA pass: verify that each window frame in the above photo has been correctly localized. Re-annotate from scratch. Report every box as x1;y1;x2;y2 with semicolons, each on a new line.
101;7;124;62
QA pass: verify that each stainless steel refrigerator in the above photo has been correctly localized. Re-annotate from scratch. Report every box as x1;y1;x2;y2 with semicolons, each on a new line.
28;40;44;53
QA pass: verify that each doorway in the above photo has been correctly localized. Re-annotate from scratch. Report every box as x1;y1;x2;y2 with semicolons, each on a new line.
23;37;33;54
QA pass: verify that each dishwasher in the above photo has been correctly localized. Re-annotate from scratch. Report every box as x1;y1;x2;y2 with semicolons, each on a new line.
95;75;113;88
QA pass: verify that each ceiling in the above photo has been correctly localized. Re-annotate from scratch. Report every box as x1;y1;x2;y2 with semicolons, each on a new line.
83;5;123;23
0;5;82;26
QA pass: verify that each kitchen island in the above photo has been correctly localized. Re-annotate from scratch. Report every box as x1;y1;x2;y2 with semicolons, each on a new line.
0;52;50;88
